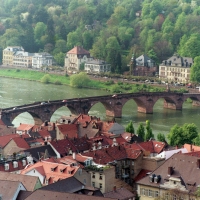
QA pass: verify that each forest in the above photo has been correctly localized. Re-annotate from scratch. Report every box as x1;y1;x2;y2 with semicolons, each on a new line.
1;0;200;73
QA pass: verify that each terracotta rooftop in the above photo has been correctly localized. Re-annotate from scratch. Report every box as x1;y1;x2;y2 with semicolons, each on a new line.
67;46;90;55
57;124;78;138
0;134;20;148
20;160;79;184
16;124;34;131
12;137;30;149
184;144;200;152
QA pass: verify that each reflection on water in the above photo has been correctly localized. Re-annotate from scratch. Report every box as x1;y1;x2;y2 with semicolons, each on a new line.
0;77;199;135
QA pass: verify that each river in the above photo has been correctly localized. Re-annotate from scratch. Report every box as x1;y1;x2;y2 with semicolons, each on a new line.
1;77;200;136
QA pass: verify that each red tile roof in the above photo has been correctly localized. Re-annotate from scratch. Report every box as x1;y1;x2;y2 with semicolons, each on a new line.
67;46;90;55
16;124;34;131
184;144;200;152
0;134;20;148
57;124;78;138
12;137;30;149
21;160;79;184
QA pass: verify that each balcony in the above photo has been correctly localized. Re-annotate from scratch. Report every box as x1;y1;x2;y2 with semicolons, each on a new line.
122;174;129;178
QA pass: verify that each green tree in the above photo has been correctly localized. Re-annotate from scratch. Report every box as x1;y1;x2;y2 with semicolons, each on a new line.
190;56;200;82
34;22;47;45
137;123;145;141
193;134;200;146
54;52;65;66
167;123;198;146
145;120;154;141
157;133;166;142
125;121;135;135
70;72;90;88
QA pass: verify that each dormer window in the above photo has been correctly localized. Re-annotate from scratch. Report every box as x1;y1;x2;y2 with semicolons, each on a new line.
4;163;9;171
13;161;18;168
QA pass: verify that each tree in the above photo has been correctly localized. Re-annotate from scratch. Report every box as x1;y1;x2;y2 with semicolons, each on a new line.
167;123;198;146
34;22;47;45
137;123;145;141
54;52;65;66
145;120;154;141
70;72;90;88
157;133;166;142
125;121;135;135
190;56;200;82
193;134;200;146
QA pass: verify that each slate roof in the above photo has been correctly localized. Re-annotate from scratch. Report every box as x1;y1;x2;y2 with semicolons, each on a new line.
104;187;135;200
24;145;57;160
85;59;109;65
137;153;200;194
0;124;16;136
0;171;40;191
25;190;117;200
40;176;84;193
165;55;193;66
67;46;90;55
108;123;125;135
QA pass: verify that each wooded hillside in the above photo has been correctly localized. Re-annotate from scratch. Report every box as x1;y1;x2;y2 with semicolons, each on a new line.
0;0;200;72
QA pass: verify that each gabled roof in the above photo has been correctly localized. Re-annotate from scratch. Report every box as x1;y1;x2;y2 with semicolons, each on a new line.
16;124;34;132
24;145;57;160
12;137;30;149
0;171;41;191
0;134;20;148
0;180;26;199
67;46;90;55
108;123;125;135
21;161;79;184
0;124;16;136
25;190;117;200
40;176;84;193
57;124;78;138
137;153;200;193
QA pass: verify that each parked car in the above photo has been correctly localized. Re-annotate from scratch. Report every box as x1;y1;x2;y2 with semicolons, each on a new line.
62;100;67;102
40;102;47;105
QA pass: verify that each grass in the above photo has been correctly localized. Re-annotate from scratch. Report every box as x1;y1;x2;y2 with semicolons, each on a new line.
0;68;188;93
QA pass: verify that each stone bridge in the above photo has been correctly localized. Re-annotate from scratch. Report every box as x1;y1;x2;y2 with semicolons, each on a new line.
1;92;200;125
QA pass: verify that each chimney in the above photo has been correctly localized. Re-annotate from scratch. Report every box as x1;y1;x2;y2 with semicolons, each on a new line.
168;166;173;175
72;152;76;160
197;159;200;169
113;186;116;192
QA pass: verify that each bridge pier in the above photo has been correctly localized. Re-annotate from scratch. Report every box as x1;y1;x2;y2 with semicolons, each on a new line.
138;106;153;114
192;100;200;107
163;101;182;110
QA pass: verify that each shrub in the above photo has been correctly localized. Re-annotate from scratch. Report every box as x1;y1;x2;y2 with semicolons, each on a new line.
41;74;51;84
54;80;62;85
111;85;122;93
16;69;20;72
70;72;90;88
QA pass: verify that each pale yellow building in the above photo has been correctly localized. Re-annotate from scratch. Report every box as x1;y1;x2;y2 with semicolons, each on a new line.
13;51;34;68
159;55;193;83
2;46;24;66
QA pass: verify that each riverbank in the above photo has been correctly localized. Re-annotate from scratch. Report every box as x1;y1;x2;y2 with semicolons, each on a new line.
0;68;188;93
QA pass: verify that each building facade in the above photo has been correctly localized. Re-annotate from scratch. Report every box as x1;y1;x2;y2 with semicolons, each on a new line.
159;55;193;83
32;52;55;69
84;60;111;74
132;54;157;77
65;46;93;72
2;46;24;66
13;51;34;68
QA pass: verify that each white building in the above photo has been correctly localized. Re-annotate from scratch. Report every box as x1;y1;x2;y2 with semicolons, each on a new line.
159;55;193;83
65;46;93;72
84;59;111;73
32;52;55;69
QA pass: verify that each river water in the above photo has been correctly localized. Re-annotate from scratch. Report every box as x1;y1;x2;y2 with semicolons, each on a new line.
1;77;200;136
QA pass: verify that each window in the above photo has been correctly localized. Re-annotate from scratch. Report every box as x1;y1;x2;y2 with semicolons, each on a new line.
92;182;95;187
99;183;102;190
99;174;103;180
92;173;95;178
149;190;153;197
